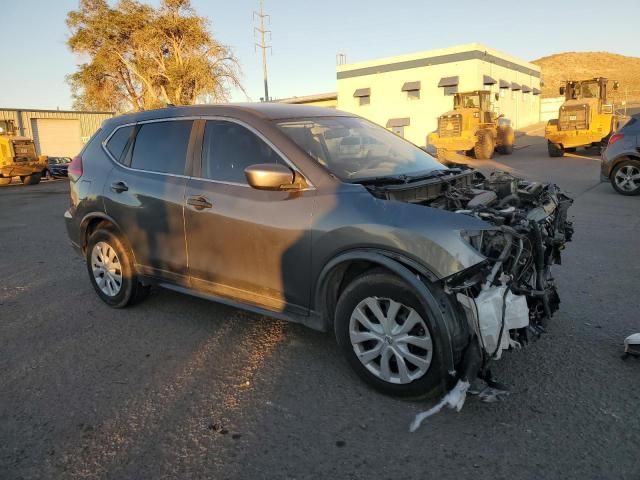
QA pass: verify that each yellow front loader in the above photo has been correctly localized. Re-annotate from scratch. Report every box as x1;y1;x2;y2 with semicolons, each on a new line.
545;78;623;157
427;91;515;161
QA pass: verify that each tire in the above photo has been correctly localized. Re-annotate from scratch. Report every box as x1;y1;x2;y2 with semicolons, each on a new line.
496;144;514;155
473;131;494;160
85;227;150;307
0;177;11;186
20;172;41;185
548;141;564;157
334;269;447;398
611;159;640;196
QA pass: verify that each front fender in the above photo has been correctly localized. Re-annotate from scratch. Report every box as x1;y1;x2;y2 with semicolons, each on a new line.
314;250;457;378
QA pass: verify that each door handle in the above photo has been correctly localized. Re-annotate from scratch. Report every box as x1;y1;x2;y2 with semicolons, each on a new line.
187;195;213;210
110;181;129;193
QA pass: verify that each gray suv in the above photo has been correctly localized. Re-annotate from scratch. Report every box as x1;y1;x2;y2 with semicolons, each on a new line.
65;104;573;397
601;114;640;195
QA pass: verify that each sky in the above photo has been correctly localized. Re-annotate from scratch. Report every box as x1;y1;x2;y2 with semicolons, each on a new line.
1;0;639;110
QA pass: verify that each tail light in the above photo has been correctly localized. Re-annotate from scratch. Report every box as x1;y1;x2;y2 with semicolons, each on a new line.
608;133;624;146
68;155;83;180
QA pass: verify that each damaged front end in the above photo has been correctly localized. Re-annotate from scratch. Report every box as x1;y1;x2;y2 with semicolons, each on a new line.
368;168;574;367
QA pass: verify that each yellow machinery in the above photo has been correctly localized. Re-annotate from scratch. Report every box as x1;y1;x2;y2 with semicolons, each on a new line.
545;78;622;157
0;120;45;185
427;90;514;160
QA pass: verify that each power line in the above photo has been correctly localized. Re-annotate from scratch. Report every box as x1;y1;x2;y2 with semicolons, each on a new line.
253;0;271;102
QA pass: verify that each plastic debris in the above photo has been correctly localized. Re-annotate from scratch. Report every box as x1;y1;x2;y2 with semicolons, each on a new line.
409;380;470;432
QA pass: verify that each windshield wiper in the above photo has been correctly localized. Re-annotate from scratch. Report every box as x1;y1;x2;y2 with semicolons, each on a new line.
351;168;456;186
350;174;411;185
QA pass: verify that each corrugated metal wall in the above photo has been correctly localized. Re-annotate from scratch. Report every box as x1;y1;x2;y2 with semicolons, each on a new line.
0;108;113;145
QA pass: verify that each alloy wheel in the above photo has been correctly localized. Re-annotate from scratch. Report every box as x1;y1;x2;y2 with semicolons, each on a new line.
349;297;433;384
614;165;640;192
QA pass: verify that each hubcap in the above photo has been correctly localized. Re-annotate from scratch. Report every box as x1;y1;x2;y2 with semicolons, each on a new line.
349;297;433;385
614;165;640;192
91;241;123;297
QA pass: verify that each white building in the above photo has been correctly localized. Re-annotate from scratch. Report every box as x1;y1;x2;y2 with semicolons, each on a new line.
335;43;542;146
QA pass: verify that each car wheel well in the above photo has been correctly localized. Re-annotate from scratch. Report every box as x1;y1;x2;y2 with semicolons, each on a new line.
321;258;423;328
610;155;640;178
83;218;117;252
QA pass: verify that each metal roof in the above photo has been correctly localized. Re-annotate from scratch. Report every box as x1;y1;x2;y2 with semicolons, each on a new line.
277;92;337;104
101;103;354;129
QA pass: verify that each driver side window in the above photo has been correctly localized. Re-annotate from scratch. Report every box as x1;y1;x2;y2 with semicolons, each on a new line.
201;120;282;184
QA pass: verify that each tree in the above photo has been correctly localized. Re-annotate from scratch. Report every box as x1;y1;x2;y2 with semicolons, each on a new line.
67;0;243;112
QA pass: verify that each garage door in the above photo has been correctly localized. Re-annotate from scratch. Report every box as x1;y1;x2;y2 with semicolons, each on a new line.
31;118;84;157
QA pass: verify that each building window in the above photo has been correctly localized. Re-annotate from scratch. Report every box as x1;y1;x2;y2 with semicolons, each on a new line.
353;88;371;106
391;126;404;137
443;85;458;96
386;118;410;138
402;81;421;100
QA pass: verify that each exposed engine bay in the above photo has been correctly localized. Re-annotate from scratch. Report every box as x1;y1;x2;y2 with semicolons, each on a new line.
366;167;574;366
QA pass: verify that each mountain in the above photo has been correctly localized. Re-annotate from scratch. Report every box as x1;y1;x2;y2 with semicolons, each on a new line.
532;52;640;101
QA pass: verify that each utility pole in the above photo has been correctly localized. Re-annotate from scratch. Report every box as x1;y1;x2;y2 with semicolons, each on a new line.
254;0;271;102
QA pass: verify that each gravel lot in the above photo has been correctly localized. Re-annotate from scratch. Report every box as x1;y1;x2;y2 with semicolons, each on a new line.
1;131;639;479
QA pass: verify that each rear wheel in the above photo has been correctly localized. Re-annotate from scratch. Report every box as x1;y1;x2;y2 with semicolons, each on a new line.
86;227;150;307
0;177;11;186
334;269;446;398
20;172;41;185
473;131;494;160
548;141;564;157
611;160;640;196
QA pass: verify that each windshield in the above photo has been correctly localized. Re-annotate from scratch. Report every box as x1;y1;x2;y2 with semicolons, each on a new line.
275;116;446;181
571;81;600;99
455;94;481;109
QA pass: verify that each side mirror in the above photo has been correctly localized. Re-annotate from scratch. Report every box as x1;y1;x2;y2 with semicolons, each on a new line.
559;86;565;95
245;163;296;191
495;93;499;101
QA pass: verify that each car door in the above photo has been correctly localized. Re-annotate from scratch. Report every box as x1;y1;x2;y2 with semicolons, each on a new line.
184;118;314;314
103;119;196;284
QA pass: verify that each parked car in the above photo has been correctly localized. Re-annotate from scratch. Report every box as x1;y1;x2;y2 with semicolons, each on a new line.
43;156;71;179
65;104;573;397
601;114;640;195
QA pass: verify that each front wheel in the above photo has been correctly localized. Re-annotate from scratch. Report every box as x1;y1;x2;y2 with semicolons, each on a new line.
611;160;640;196
20;172;42;185
334;269;445;398
473;131;494;160
548;141;564;157
86;227;150;307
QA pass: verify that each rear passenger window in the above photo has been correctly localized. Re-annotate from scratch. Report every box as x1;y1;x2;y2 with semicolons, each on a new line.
201;120;282;183
130;121;193;175
105;126;133;163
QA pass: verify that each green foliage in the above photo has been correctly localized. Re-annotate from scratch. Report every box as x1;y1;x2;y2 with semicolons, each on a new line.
67;0;244;112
